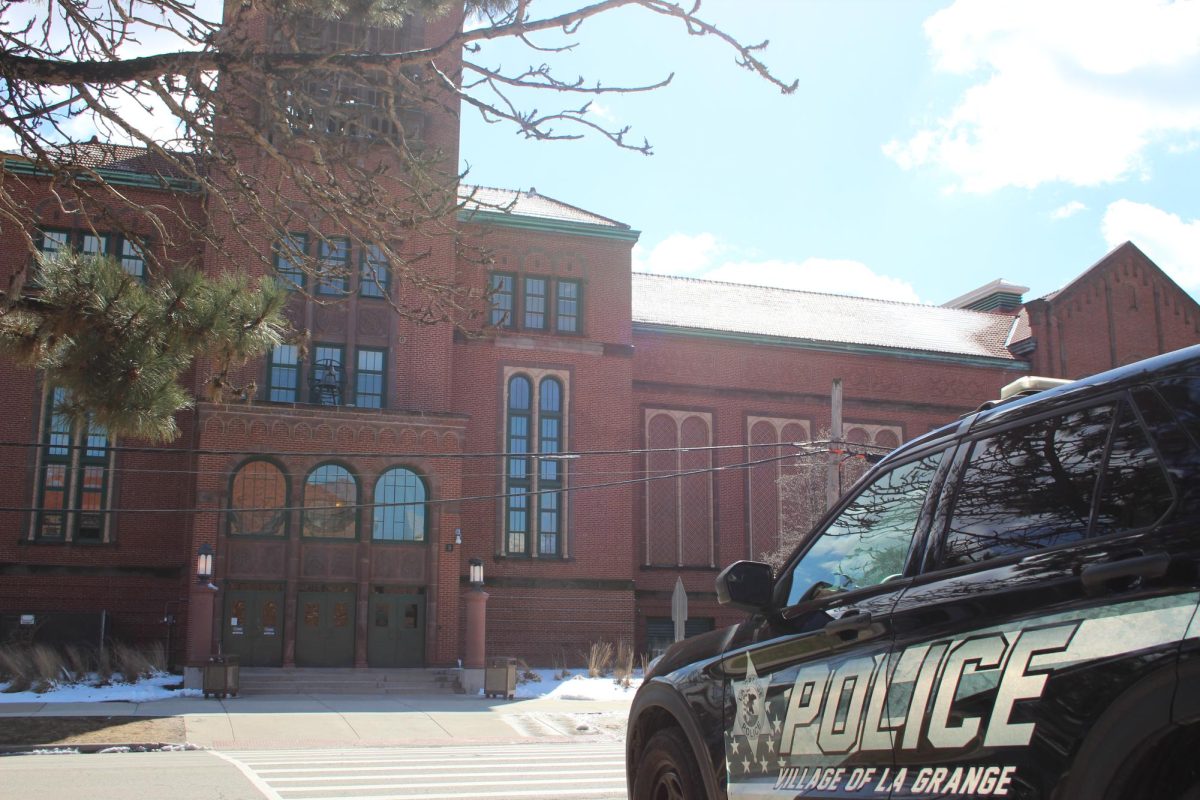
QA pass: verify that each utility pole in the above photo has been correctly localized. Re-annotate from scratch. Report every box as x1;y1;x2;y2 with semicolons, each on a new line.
826;378;843;511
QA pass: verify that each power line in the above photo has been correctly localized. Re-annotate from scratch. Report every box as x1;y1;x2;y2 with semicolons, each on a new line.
0;449;809;516
0;440;862;481
0;437;889;460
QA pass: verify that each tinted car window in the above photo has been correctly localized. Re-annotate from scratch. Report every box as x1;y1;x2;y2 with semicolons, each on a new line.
943;404;1113;566
1093;400;1174;533
785;452;942;606
1152;374;1200;448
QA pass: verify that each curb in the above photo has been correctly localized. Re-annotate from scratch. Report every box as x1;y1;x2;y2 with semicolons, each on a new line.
0;742;201;756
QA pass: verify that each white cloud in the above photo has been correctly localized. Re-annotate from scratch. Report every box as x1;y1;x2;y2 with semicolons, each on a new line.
632;232;723;275
633;233;922;303
1051;200;1087;220
587;101;617;123
886;0;1200;192
1102;200;1200;290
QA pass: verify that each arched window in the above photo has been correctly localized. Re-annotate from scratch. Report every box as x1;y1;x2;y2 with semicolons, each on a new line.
303;463;357;538
374;468;427;542
229;460;288;536
645;410;714;567
503;371;568;558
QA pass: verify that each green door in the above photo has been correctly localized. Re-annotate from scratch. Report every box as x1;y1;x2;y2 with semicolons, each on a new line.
223;587;284;667
295;588;356;667
367;591;425;667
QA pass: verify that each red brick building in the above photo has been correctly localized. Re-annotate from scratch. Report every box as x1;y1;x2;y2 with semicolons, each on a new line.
2;12;1198;670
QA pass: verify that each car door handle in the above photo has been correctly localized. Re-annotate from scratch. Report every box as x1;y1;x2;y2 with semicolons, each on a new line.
825;610;873;637
1080;552;1170;591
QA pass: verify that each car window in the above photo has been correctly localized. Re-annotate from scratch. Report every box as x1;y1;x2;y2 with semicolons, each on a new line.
942;404;1113;567
784;452;943;606
1151;374;1200;448
1092;400;1174;534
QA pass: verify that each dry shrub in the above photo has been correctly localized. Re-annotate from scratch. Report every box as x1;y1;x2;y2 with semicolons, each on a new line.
0;646;32;692
113;642;154;683
29;645;65;692
512;658;540;685
94;647;115;686
61;645;93;683
586;641;613;678
613;640;635;688
142;641;167;673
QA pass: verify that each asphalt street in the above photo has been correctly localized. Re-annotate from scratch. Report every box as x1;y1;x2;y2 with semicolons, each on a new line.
0;742;628;800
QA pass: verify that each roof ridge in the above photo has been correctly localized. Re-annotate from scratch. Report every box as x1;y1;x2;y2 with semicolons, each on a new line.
633;271;1012;318
459;184;627;229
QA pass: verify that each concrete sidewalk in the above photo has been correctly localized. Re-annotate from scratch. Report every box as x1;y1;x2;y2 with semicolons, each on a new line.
0;693;633;750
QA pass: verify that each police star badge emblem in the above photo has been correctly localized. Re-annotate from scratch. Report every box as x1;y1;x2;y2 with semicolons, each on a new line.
731;655;772;740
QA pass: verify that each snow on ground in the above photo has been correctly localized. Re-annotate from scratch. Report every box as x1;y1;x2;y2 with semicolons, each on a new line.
499;668;643;700
0;668;637;704
0;673;202;703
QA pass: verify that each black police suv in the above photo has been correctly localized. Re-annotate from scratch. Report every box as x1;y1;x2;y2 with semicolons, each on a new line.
627;345;1200;800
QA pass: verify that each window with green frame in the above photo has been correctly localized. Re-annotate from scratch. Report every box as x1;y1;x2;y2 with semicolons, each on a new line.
503;373;566;557
373;467;427;541
267;344;300;402
523;277;547;329
555;280;580;333
228;460;288;536
310;344;345;405
34;387;111;542
302;463;358;538
360;244;390;298
274;233;307;289
488;273;581;334
316;237;350;295
489;273;515;327
355;348;386;408
37;229;146;281
119;239;146;280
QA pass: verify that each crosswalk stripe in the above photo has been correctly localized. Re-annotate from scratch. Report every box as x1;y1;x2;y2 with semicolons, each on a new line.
218;742;627;800
296;788;625;800
267;767;624;782
274;778;625;792
254;760;624;774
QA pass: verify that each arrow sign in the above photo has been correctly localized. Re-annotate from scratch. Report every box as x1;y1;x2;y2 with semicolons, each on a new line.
671;576;688;643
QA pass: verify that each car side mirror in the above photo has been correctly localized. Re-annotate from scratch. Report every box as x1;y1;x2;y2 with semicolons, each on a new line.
716;560;774;613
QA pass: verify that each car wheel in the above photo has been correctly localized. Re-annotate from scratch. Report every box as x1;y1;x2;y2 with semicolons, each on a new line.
633;727;706;800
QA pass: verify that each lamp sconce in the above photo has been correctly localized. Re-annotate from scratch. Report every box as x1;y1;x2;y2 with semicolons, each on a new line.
196;543;214;584
446;527;464;553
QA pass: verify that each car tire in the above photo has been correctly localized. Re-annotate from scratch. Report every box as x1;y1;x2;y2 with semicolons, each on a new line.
633;727;706;800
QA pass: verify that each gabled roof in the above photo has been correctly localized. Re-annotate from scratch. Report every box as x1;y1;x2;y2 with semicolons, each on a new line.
632;273;1022;363
4;141;197;179
458;185;629;229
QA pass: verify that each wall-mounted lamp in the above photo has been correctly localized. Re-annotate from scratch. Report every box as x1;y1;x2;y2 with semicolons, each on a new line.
455;528;463;545
469;557;484;589
196;543;214;584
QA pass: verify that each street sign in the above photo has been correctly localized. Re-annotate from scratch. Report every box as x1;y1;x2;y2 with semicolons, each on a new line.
671;577;688;643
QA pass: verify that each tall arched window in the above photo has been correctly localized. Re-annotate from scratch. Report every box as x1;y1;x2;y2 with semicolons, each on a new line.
374;467;427;542
229;460;288;536
506;376;532;554
303;463;357;538
746;417;811;563
645;410;713;567
537;378;563;556
503;371;568;558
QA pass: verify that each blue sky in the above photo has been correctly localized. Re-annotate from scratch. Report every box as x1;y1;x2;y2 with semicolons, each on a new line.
460;0;1200;306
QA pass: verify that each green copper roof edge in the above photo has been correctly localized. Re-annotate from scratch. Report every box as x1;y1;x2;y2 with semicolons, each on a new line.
457;208;641;242
3;158;201;193
633;322;1030;370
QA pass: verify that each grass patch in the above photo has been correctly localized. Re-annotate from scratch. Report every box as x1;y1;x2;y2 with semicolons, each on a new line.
0;716;185;746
